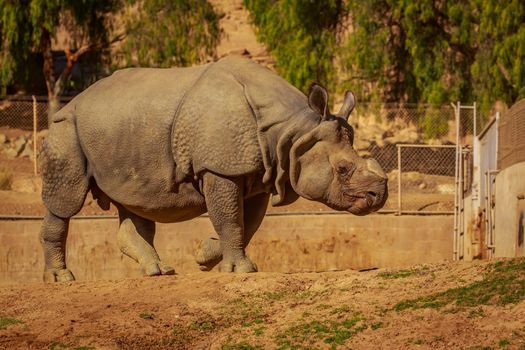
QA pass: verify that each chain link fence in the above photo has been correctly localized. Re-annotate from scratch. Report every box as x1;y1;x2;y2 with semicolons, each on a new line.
349;103;458;214
0;95;478;216
0;96;71;131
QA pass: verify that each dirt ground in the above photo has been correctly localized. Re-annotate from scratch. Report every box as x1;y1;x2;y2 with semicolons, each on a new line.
1;259;524;350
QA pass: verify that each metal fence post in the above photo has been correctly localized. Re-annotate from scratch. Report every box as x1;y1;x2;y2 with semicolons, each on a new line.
397;144;402;215
452;102;460;260
32;95;38;175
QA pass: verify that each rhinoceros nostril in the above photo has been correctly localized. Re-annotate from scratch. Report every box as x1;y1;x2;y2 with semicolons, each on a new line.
367;191;377;198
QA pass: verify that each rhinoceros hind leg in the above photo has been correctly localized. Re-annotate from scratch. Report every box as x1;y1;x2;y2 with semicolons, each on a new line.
40;116;90;219
117;207;175;276
40;211;76;282
195;237;222;271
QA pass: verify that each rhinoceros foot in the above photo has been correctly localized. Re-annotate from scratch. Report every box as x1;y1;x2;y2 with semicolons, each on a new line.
195;237;223;271
219;255;258;273
143;262;175;276
43;268;75;283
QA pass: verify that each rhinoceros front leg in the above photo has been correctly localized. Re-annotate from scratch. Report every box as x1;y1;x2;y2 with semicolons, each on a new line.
117;206;175;276
195;192;269;271
202;172;258;273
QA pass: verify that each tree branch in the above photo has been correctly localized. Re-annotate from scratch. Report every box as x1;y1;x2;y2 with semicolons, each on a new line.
53;33;126;96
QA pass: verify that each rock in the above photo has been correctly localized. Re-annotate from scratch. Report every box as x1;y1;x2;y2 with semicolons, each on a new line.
228;48;251;57
0;134;6;144
37;130;49;139
2;147;18;159
12;136;27;155
383;127;420;145
11;177;42;193
418;182;427;190
19;145;34;159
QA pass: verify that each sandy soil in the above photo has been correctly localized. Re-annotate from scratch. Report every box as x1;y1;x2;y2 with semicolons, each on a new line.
0;259;523;350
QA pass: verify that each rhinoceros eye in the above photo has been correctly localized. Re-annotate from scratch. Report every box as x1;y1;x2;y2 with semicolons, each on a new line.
336;162;353;176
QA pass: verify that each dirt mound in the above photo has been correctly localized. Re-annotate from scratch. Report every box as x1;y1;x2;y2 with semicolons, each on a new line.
1;259;523;349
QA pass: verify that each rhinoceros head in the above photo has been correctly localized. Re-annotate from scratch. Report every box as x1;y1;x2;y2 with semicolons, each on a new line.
289;84;388;215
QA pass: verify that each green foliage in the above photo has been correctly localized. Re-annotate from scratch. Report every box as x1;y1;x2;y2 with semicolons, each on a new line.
49;342;68;350
138;312;154;320
394;258;525;311
243;0;345;93
344;0;476;105
345;0;525;113
0;0;119;93
190;320;215;332
275;313;367;349
471;0;525;114
245;1;524;114
0;317;22;329
221;343;262;350
120;0;220;67
378;269;415;279
498;338;510;348
371;322;384;330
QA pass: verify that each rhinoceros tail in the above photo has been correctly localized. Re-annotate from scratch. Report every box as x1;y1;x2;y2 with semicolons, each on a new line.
39;109;90;218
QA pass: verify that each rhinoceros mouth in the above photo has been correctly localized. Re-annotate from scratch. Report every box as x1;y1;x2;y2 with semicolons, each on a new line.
343;192;375;207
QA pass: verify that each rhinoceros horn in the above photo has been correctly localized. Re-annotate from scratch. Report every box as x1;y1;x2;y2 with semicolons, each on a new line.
337;90;356;121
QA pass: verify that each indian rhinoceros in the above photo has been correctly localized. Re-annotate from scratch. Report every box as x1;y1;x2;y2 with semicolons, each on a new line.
39;56;388;282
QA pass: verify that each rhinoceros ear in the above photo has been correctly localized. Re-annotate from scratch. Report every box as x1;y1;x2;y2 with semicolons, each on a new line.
308;83;330;119
336;90;356;121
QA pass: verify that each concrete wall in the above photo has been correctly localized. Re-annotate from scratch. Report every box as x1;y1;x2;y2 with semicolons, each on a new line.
494;162;525;257
0;214;453;284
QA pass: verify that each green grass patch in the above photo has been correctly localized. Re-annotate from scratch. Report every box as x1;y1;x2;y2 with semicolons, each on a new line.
378;269;416;279
49;342;68;350
72;347;95;350
0;317;22;329
221;342;263;350
371;322;384;330
253;326;265;336
330;305;352;315
275;313;367;349
190;320;215;332
223;298;267;328
498;338;510;348
264;291;287;301
138;312;155;320
394;259;525;311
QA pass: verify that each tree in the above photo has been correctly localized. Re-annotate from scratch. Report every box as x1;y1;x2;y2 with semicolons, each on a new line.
342;0;415;103
244;0;345;93
471;0;525;114
119;0;221;68
343;0;477;105
0;0;121;118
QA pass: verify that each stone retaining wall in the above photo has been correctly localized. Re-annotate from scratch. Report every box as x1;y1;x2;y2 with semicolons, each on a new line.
0;214;453;284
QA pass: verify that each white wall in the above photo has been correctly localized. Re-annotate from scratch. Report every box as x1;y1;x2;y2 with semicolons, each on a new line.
494;162;525;257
